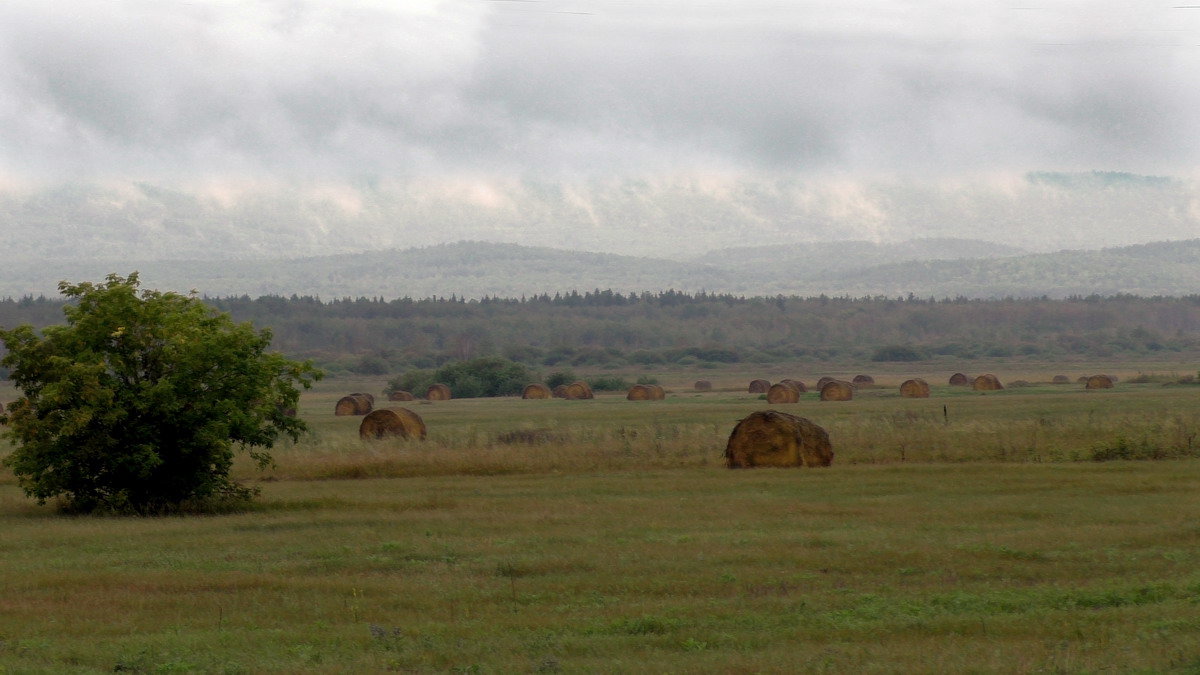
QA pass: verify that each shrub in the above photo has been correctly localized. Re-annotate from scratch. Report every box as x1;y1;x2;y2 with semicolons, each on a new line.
871;344;925;362
389;357;536;399
545;370;577;389
586;375;629;391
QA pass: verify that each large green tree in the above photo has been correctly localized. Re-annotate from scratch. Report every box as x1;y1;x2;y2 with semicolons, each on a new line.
0;273;321;513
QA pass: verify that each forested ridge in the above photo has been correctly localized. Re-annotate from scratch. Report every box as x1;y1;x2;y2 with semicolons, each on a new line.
3;291;1198;376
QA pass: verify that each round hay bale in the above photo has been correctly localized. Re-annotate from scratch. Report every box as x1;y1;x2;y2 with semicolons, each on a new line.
816;376;837;390
426;383;452;400
335;393;373;416
899;378;930;398
748;379;771;394
779;378;807;393
949;372;970;386
725;410;834;468
766;382;801;404
518;381;549;396
564;380;594;400
1076;376;1089;384
351;392;375;407
627;384;653;401
1052;375;1070;384
852;374;875;386
819;380;854;401
552;384;569;398
359;407;427;441
648;384;666;400
972;374;1004;391
694;380;713;391
387;390;415;401
1085;374;1114;389
1009;379;1031;388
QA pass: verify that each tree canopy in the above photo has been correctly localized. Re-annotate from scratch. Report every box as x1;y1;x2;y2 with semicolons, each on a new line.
0;273;321;513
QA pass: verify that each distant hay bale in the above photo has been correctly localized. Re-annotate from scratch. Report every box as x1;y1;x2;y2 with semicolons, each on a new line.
387;390;415;401
816;376;837;390
899;378;931;398
552;384;569;398
1086;374;1114;389
949;373;970;386
1009;380;1031;388
522;383;552;399
852;374;875;386
725;410;834;468
819;380;854;401
694;380;713;391
358;407;427;441
1052;375;1070;384
972;374;1004;391
426;383;452;400
779;378;807;393
351;392;375;407
748;379;771;394
648;384;666;400
766;382;801;404
627;384;653;401
1076;376;1089;384
335;393;374;416
564;380;594;400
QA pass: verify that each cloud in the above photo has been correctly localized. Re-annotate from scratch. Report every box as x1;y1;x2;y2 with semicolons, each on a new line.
0;0;1197;182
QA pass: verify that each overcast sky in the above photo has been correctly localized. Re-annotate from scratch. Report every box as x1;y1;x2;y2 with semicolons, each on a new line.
0;1;1198;262
2;0;1198;181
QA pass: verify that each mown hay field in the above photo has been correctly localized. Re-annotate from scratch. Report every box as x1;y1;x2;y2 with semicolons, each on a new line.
1;367;1200;671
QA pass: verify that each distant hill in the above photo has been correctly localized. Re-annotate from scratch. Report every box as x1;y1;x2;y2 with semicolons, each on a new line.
2;238;1199;300
692;238;1029;275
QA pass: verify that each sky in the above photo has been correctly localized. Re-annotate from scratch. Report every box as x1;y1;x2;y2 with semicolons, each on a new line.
1;1;1198;259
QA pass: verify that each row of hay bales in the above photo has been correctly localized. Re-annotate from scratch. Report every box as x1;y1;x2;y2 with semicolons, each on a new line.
522;381;595;399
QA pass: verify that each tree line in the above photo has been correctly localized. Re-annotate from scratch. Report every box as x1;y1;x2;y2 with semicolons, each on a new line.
3;290;1199;376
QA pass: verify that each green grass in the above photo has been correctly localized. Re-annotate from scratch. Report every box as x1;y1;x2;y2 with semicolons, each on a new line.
3;365;1200;671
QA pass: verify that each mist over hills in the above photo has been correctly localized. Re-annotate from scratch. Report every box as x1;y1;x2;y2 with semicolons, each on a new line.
1;171;1197;263
2;238;1199;301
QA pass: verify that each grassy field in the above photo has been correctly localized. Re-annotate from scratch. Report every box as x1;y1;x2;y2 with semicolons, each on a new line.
1;362;1200;672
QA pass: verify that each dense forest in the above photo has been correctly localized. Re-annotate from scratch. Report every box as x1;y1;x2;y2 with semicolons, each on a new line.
3;291;1198;377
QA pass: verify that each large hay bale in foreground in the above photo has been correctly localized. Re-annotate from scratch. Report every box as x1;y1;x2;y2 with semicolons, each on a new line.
748;379;771;394
820;380;854;401
972;374;1004;391
899;378;931;398
1085;374;1114;389
725;410;834;468
852;374;875;386
766;382;801;404
1052;375;1070;384
522;383;552;399
335;393;374;416
694;380;713;391
627;384;653;401
564;381;594;400
949;372;970;386
387;390;415;401
426;383;452;400
359;407;427;441
779;378;807;393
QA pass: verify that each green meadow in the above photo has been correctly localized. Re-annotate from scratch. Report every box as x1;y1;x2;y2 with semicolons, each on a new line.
2;364;1200;672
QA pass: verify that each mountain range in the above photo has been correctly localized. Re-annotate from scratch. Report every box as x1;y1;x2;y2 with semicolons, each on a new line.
2;237;1198;300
